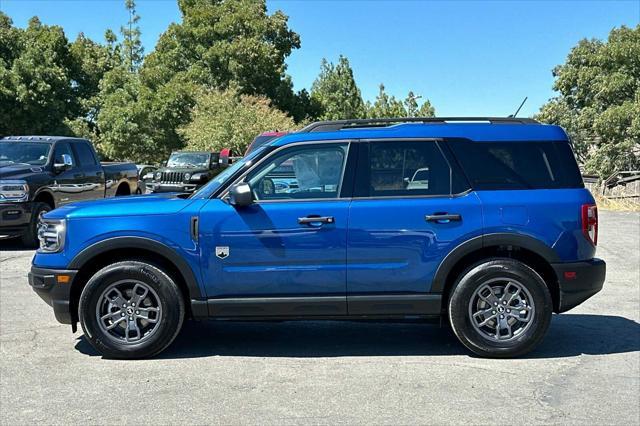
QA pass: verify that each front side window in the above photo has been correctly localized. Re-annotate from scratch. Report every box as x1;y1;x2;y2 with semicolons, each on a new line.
53;143;75;167
367;141;452;197
247;143;348;201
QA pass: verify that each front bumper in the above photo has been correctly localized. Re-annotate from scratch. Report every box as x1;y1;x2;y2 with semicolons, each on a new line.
28;266;77;324
0;202;32;239
552;258;606;313
149;183;198;193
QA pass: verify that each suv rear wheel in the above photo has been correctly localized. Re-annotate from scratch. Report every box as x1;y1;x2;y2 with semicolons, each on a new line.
448;258;552;358
79;261;185;359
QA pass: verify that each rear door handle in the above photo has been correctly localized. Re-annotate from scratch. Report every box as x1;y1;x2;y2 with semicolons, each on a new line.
425;213;462;223
298;215;335;225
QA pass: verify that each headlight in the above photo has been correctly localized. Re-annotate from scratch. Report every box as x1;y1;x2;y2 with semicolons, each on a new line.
37;219;66;253
189;173;207;182
155;172;162;181
0;180;29;202
184;173;191;182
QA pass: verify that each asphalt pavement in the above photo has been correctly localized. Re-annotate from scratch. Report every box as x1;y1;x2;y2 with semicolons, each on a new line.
1;210;638;425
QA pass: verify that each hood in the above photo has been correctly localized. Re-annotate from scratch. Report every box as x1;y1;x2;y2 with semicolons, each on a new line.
157;166;210;174
0;163;46;180
44;192;195;220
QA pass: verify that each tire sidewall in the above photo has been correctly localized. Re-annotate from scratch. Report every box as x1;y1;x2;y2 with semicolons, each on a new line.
448;259;552;358
22;202;51;247
79;261;184;359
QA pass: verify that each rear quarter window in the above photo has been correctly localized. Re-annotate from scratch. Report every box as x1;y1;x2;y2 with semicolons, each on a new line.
447;139;583;190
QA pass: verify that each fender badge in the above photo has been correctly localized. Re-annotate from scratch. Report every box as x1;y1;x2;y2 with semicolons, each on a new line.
216;246;230;259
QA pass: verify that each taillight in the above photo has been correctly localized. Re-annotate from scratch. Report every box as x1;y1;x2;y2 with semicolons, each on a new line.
581;204;598;246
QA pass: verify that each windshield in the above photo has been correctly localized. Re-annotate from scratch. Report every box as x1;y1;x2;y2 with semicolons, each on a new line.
167;152;210;168
190;146;267;199
0;142;51;166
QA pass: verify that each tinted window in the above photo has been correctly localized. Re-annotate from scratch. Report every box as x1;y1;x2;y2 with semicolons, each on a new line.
73;142;97;166
247;143;348;200
367;141;452;197
448;140;583;190
53;143;75;167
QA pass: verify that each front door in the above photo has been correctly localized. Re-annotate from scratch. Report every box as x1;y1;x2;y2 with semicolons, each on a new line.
346;139;483;315
50;142;84;206
199;141;352;317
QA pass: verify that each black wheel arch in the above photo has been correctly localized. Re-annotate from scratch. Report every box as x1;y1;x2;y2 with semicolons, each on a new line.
68;237;203;325
433;233;561;312
33;189;55;209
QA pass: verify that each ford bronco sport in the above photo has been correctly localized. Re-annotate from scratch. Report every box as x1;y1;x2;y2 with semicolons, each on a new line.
28;117;606;359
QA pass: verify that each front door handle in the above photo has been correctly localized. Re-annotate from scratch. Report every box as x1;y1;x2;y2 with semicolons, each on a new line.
425;213;462;223
298;215;335;225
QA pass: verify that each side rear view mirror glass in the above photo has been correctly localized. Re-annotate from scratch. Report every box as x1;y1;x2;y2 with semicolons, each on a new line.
54;154;73;172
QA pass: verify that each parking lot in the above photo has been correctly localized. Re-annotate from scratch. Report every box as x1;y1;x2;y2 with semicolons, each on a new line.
1;210;638;425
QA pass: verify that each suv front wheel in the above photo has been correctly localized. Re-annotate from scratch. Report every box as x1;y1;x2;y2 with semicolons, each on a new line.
448;258;553;358
79;261;185;359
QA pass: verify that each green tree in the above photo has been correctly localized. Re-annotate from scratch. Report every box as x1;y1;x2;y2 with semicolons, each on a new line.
536;25;640;177
310;56;366;120
179;86;296;154
141;0;301;114
122;0;144;72
367;84;406;118
0;16;74;135
418;99;435;117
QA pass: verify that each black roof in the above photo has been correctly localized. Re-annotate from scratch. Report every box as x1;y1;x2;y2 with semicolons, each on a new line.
0;136;89;144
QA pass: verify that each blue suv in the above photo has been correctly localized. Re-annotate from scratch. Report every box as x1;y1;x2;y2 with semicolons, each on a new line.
29;117;606;359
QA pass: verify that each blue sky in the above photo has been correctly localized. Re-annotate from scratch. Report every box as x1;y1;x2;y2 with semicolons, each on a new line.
1;0;638;117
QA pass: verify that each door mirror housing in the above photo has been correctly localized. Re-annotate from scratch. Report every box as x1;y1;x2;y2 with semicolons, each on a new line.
53;154;73;172
229;182;253;207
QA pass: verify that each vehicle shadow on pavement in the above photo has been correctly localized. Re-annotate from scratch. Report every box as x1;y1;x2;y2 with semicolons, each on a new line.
0;239;30;252
74;313;640;359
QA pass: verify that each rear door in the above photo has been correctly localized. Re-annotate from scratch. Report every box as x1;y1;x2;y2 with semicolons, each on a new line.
70;141;105;201
346;139;483;315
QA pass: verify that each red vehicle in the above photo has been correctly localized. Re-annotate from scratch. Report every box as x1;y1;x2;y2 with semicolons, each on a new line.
245;131;288;155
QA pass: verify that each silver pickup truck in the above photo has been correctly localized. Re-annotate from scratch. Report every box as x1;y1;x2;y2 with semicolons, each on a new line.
0;136;138;246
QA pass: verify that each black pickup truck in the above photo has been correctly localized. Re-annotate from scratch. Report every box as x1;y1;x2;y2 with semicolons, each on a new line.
0;136;138;246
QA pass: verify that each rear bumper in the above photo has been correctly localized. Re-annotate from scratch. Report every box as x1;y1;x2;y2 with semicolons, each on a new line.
552;258;606;313
28;266;77;324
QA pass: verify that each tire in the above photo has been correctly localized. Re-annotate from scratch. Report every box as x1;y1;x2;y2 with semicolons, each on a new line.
21;202;51;248
79;261;185;359
448;258;552;358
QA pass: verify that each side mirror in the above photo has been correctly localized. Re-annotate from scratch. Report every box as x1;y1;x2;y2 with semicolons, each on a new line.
229;182;253;207
54;154;73;172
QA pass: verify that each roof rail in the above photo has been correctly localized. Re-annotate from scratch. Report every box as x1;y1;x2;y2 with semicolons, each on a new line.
299;117;539;133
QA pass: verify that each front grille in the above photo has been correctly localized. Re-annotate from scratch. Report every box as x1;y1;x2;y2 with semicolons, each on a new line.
160;171;185;184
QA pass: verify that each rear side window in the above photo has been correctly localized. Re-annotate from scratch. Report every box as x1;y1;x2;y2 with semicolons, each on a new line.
72;142;98;166
366;141;453;197
448;140;583;190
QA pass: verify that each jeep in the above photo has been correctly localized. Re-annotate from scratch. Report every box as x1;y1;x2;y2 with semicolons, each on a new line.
148;150;231;194
29;117;606;359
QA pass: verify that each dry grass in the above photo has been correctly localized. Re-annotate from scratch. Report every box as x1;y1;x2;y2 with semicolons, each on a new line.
594;194;640;212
